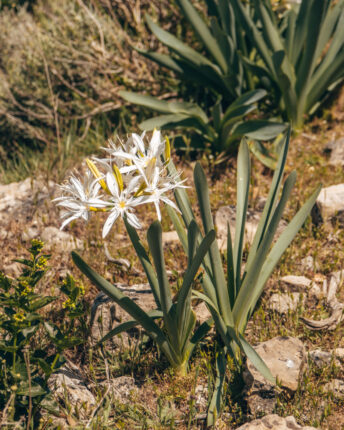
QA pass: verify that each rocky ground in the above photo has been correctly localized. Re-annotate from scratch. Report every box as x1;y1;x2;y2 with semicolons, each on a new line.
0;114;344;428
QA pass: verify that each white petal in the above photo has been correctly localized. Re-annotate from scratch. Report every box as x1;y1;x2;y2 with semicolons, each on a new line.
102;210;119;238
106;172;119;199
126;212;141;229
132;133;145;153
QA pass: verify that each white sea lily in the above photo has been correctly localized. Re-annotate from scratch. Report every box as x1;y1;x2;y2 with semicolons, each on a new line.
54;171;105;230
102;172;147;238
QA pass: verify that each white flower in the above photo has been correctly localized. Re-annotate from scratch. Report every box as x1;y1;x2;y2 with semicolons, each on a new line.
54;171;104;230
101;172;148;238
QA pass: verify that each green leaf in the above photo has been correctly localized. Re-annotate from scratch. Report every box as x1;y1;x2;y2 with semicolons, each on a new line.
233;140;250;297
16;381;47;397
194;163;232;325
231;120;287;141
139;114;208;134
125;219;161;309
147;221;173;317
98;310;163;345
72;251;178;367
175;0;228;73
207;350;227;427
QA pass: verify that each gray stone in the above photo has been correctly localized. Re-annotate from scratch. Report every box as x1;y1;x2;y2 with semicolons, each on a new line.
315;183;344;225
309;348;344;367
5;262;22;278
21;225;40;241
236;414;317;430
99;376;137;403
323;379;344;399
327;137;344;167
243;336;306;392
194;301;211;324
215;205;287;251
162;230;180;244
300;256;319;272
48;362;95;417
246;392;276;415
268;292;303;314
90;286;156;347
0;178;54;222
280;275;312;289
40;226;83;251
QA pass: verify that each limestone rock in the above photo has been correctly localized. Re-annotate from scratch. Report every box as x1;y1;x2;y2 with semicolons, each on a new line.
326;137;344;167
268;292;303;314
315;183;344;225
0;178;54;222
48;362;95;417
162;230;179;244
194;301;212;324
309;348;344;367
40;226;83;251
243;336;306;392
280;275;312;290
215;205;287;251
99;376;137;403
236;414;317;430
90;285;156;347
323;379;344;399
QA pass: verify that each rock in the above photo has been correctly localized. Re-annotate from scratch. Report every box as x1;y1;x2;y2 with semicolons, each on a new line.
326;137;344;167
40;226;83;251
90;285;156;347
300;256;319;272
194;301;211;324
21;225;40;241
236;414;317;430
243;337;306;392
314;183;344;225
193;385;208;411
323;379;344;399
246;392;276;415
5;262;22;278
0;178;54;222
162;230;180;244
48;361;95;417
280;275;312;290
215;205;287;251
309;348;344;367
268;292;303;314
99;376;137;403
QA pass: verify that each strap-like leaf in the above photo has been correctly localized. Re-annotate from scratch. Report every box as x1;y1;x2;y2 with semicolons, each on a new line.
194;162;232;325
71;251;178;366
234;170;297;329
244;184;322;326
147;221;173;316
207;350;227;427
125;219;161;308
177;228;215;332
233;140;250;297
98;310;163;345
176;0;228;73
246;129;290;269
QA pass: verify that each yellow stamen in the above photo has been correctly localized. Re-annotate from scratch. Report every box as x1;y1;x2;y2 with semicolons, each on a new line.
164;136;171;164
86;159;109;193
112;164;124;192
89;207;107;212
119;201;126;209
134;180;147;197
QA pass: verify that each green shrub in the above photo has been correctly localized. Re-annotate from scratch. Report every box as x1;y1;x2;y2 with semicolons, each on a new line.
0;240;86;426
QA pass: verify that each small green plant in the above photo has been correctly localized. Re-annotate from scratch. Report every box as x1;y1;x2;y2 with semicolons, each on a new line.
73;219;215;376
167;129;321;424
0;240;86;426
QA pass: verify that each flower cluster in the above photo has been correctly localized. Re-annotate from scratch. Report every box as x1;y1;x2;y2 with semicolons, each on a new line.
54;130;184;237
